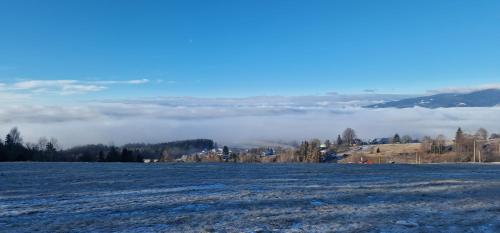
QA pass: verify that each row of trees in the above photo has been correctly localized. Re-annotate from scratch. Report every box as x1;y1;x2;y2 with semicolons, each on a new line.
78;147;144;163
0;127;143;162
421;135;449;154
0;128;60;162
418;127;499;162
391;134;415;144
454;127;499;162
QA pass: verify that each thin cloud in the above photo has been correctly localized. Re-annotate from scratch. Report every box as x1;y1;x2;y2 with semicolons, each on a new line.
363;89;377;93
7;79;149;95
12;80;106;95
13;80;78;90
90;79;150;85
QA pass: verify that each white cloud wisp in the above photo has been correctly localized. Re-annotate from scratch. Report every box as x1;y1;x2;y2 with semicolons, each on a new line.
8;79;149;95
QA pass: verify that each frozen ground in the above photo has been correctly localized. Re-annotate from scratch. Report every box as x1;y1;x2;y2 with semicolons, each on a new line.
1;163;500;233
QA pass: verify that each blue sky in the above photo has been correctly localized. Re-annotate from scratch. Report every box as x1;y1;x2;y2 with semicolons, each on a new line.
1;0;500;146
1;0;500;99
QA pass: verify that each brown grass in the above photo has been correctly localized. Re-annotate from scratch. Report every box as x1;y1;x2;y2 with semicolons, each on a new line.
341;143;463;164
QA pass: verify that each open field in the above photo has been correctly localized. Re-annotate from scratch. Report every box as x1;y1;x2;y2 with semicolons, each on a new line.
1;163;500;232
341;143;422;164
340;143;500;164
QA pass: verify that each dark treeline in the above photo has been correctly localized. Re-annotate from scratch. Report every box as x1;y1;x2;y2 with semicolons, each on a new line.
0;128;64;162
124;139;215;158
0;127;143;162
63;144;144;163
0;127;214;162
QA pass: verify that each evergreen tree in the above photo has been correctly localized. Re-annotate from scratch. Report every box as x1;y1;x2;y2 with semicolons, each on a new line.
136;154;144;163
456;127;463;140
223;146;229;156
0;140;4;162
6;127;23;145
98;150;106;162
4;128;27;161
336;135;343;145
393;134;401;143
5;134;12;146
79;151;94;162
107;146;120;162
121;148;135;162
455;127;464;155
45;142;58;161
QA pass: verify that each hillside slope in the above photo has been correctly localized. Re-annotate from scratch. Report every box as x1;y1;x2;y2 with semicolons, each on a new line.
365;89;500;108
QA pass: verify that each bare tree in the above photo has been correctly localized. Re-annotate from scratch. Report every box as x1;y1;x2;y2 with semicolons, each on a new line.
6;127;23;145
475;128;488;140
401;135;412;144
37;137;49;151
49;138;61;151
160;149;176;162
342;128;357;146
436;134;447;154
421;136;432;153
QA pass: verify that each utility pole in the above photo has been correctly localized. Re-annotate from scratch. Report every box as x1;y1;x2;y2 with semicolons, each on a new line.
473;140;476;163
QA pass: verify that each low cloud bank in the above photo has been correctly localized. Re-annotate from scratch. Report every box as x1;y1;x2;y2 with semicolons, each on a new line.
0;94;499;147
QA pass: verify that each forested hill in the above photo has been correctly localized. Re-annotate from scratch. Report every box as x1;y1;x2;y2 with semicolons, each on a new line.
123;139;215;159
0;126;216;162
0;138;216;162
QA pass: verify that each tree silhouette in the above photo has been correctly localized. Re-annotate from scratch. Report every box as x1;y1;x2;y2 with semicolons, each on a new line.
393;134;401;143
107;146;120;162
98;151;106;162
0;140;4;162
6;127;23;146
121;148;135;162
136;154;144;163
342;128;357;146
336;135;343;145
476;128;488;140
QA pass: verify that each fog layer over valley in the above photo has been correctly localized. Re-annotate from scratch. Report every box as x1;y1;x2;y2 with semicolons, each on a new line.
1;93;500;147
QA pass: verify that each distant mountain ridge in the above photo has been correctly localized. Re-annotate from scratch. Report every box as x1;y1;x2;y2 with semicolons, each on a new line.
365;89;500;108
